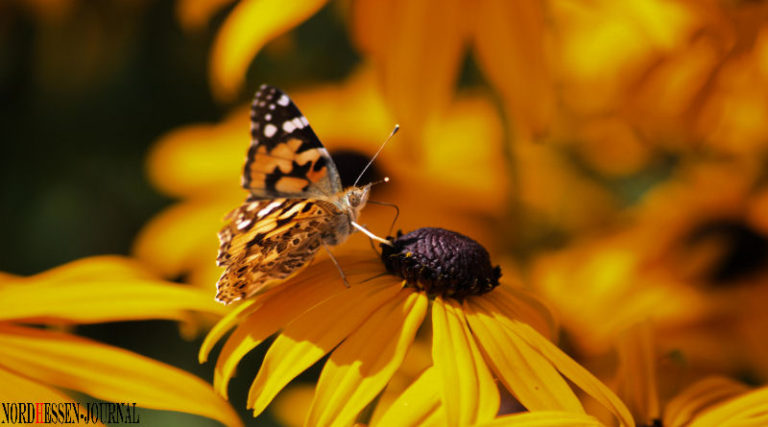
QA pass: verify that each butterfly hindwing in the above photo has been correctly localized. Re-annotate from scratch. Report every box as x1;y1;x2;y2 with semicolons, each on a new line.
243;85;341;198
216;197;342;303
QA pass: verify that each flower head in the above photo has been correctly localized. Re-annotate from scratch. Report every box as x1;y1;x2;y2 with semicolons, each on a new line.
382;227;501;299
202;228;633;426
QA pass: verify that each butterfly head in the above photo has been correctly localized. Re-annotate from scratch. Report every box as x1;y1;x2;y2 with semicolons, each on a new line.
341;184;371;218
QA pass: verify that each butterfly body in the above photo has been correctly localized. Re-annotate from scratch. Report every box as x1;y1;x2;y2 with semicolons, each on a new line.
215;85;372;304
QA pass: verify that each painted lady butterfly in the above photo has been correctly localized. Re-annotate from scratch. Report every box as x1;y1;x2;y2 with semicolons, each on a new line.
215;85;389;304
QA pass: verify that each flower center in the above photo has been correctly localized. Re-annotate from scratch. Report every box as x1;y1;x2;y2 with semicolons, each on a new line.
380;227;501;299
685;219;768;286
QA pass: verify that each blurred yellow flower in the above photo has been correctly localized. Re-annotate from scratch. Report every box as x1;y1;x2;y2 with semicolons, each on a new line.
532;160;768;377
616;323;768;427
200;228;633;426
0;256;242;427
134;69;508;290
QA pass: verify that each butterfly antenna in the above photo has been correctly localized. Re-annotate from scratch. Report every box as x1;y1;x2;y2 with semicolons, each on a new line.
353;124;399;187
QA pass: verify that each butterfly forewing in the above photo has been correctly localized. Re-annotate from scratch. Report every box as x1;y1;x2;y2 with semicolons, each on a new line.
243;85;341;198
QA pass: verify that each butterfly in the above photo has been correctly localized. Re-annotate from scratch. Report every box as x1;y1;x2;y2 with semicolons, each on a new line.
215;84;390;304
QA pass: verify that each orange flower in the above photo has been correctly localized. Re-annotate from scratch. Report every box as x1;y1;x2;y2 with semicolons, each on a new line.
616;323;768;427
0;256;241;427
532;160;768;378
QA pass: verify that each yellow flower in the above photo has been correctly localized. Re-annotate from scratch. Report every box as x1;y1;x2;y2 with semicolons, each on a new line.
200;228;633;426
532;160;768;379
134;69;506;290
616;323;768;427
0;256;242;427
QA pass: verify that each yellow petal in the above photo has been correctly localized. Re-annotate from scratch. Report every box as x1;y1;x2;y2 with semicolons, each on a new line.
146;107;248;198
616;323;659;426
464;299;584;413
212;265;345;397
472;0;555;139
0;324;242;427
432;297;499;427
663;377;751;427
23;256;155;282
0;368;99;426
270;384;315;427
351;0;466;148
307;289;428;426
373;368;446;427
209;0;329;101
132;196;235;279
0;278;226;324
689;386;768;427
247;278;402;417
506;320;634;427
199;298;261;363
476;411;604;427
494;285;558;340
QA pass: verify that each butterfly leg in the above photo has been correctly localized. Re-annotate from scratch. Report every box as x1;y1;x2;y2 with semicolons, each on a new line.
322;241;350;288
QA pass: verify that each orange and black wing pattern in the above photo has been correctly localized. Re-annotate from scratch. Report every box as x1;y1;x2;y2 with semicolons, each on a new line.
242;84;341;198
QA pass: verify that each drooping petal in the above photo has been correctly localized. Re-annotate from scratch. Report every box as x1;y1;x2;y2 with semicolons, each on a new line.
476;411;604;427
351;0;466;150
211;265;345;397
616;322;659;426
307;289;428;426
464;299;584;413
0;278;226;324
199;298;261;363
432;297;499;427
19;256;155;283
0;368;97;426
373;368;446;427
247;278;402;417
688;386;768;427
472;0;555;140
494;285;558;340
471;296;634;427
209;0;329;101
663;377;751;427
0;324;242;427
0;366;77;403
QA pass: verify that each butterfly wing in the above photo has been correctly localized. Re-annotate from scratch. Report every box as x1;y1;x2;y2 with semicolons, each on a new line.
216;197;342;304
242;84;342;199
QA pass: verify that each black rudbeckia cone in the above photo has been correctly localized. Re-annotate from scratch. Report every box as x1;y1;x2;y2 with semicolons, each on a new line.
380;227;501;299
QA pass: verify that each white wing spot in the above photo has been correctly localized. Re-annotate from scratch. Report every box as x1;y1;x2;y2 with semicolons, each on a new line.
264;124;278;138
265;113;272;121
282;120;296;133
269;104;276;110
292;117;304;129
300;116;309;126
278;95;290;106
236;219;252;230
257;201;283;218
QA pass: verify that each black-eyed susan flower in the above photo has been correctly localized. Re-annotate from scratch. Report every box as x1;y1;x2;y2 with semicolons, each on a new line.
0;256;242;427
615;322;768;427
532;160;768;379
201;228;634;426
